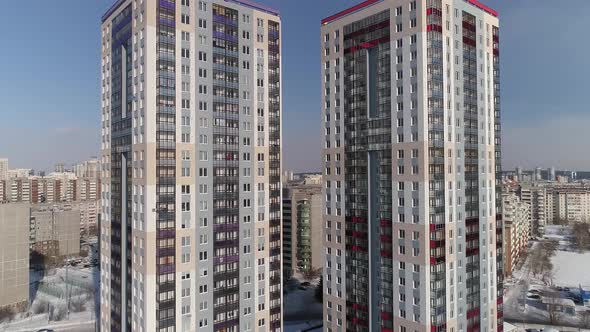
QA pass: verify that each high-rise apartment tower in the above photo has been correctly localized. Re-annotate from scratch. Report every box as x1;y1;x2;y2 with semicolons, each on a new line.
320;1;502;331
100;0;282;331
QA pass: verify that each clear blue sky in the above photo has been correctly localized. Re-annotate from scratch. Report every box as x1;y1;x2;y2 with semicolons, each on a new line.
0;0;589;172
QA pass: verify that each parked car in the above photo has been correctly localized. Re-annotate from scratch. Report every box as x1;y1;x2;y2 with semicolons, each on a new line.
528;289;542;295
527;294;541;300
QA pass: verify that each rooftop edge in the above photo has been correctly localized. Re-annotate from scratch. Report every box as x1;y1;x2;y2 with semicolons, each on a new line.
321;0;497;26
102;0;279;23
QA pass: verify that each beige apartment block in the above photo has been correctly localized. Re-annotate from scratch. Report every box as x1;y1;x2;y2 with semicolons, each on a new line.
0;203;30;311
283;181;323;279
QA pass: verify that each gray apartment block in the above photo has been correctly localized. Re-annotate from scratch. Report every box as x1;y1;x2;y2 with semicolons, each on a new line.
30;203;81;258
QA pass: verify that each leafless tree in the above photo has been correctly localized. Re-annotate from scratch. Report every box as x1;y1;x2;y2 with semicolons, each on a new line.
580;311;590;329
0;306;14;323
572;222;590;251
553;218;570;226
545;290;562;325
70;296;86;313
31;299;49;314
542;269;554;286
302;267;322;282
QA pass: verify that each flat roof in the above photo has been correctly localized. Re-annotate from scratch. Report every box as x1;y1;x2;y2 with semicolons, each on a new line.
465;0;498;17
102;0;279;23
321;0;383;25
224;0;279;16
102;0;126;23
321;0;497;26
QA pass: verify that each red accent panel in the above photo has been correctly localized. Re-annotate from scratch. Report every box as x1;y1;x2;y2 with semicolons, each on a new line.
351;245;365;252
430;239;446;248
380;250;392;258
344;35;390;54
352;231;366;238
380;235;392;243
380;219;392;227
463;36;476;47
351;216;367;224
382;329;394;332
352;303;367;311
462;21;476;31
467;307;481;319
321;0;383;25
381;311;393;321
426;8;442;16
430;256;445;265
465;0;498;17
427;24;443;33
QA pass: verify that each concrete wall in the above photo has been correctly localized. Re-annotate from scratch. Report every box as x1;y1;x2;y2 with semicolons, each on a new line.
0;203;30;310
31;203;81;257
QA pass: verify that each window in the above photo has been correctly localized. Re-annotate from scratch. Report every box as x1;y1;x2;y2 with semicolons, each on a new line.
181;48;190;58
181;185;190;194
181;14;190;24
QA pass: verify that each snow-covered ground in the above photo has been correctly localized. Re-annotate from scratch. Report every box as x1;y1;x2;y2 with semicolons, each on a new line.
284;276;323;324
284;320;323;332
552;250;590;287
0;263;98;331
504;226;590;329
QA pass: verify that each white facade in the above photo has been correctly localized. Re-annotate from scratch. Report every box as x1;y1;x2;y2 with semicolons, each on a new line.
321;1;501;331
100;0;282;331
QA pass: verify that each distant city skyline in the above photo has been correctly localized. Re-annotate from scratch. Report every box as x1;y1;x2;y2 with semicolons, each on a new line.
1;0;590;172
